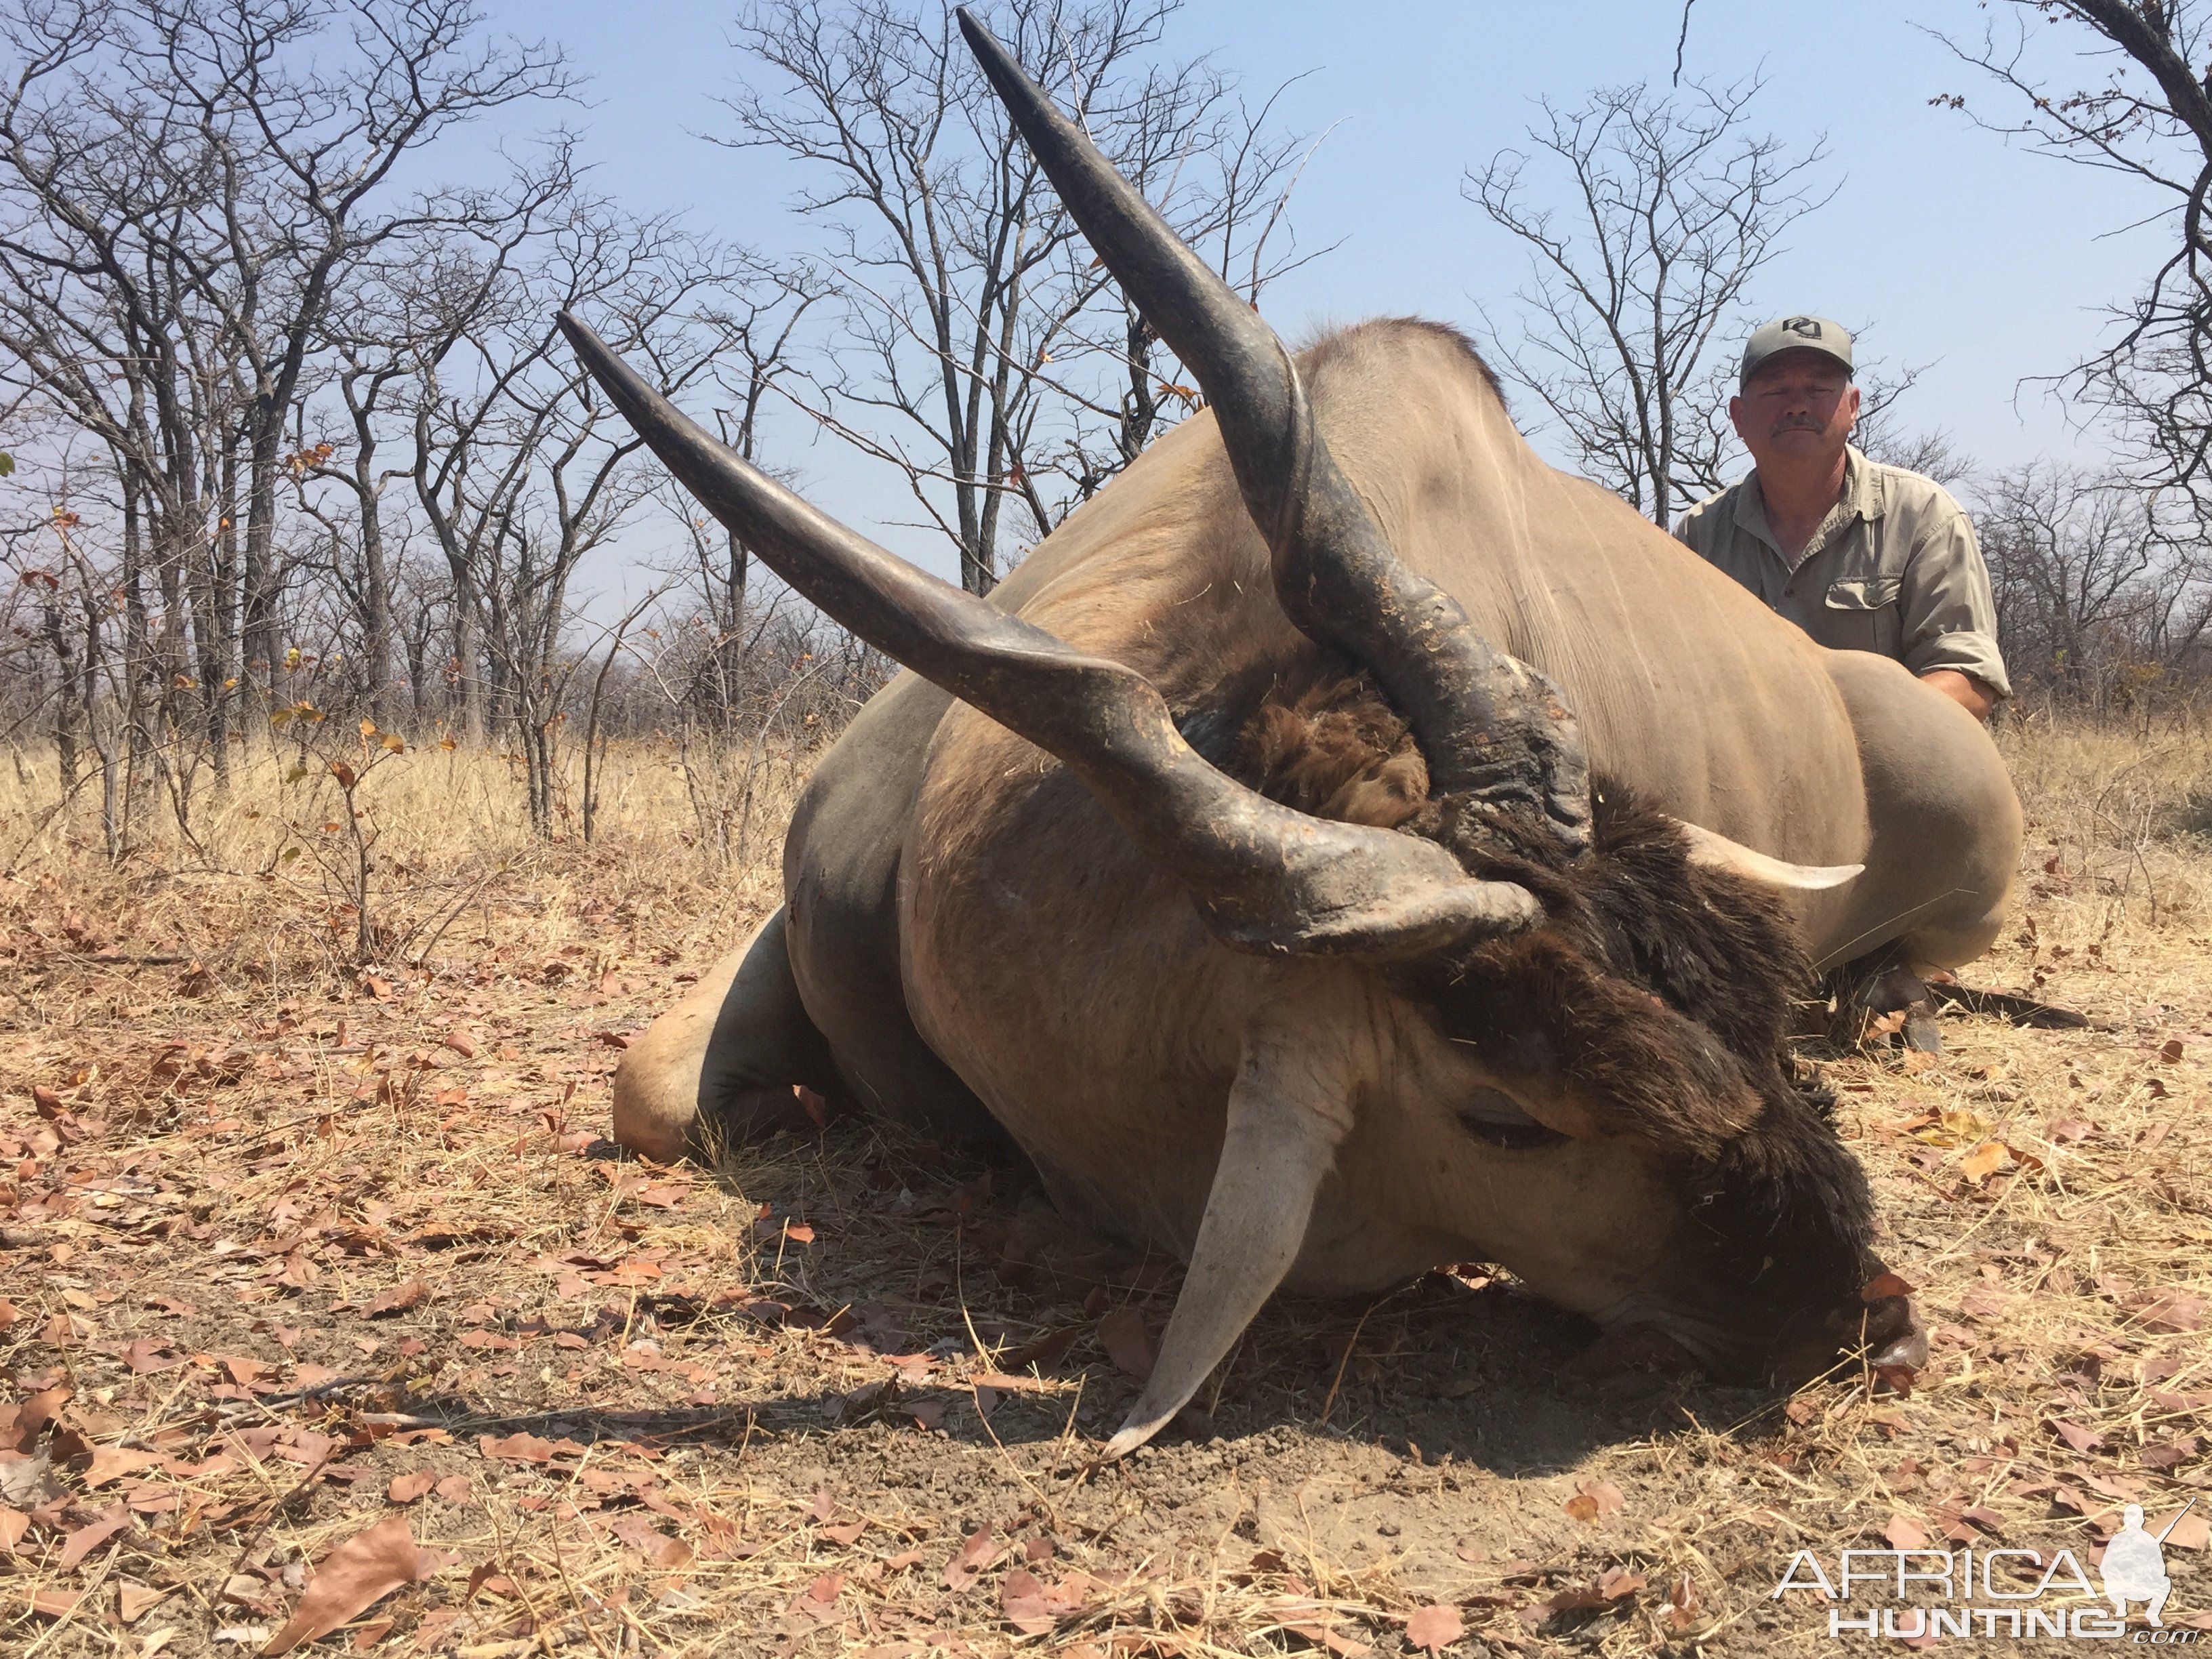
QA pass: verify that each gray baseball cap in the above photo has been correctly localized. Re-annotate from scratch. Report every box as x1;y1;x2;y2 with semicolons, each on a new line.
1741;314;1853;387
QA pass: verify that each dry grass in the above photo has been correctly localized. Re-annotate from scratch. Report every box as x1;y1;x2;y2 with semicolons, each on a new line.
1;714;2209;1658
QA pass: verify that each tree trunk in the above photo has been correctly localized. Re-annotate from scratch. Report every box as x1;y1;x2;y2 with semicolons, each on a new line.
39;594;80;798
359;491;394;725
452;600;485;745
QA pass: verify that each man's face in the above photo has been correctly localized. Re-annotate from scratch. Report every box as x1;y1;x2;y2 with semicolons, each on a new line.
1729;351;1859;470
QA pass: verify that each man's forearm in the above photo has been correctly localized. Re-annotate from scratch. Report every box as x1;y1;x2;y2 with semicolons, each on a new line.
1919;668;1996;721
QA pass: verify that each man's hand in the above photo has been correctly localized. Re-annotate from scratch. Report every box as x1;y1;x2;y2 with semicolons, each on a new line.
1919;668;1996;722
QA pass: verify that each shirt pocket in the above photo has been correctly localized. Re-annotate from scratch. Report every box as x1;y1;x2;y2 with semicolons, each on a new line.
1824;575;1901;611
1819;573;1903;660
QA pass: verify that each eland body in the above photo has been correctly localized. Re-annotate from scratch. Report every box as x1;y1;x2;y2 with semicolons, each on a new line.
573;15;2018;1454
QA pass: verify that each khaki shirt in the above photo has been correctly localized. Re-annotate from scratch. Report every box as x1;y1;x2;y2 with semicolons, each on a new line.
1673;447;2011;699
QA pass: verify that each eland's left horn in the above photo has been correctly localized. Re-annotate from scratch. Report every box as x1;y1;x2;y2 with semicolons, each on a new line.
558;311;1543;959
1673;821;1862;892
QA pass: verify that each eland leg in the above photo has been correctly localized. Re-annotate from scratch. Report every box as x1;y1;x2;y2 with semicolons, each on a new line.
1826;947;1944;1054
611;906;834;1162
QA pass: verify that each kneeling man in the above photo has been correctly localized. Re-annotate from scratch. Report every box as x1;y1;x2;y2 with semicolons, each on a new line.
1675;314;2009;720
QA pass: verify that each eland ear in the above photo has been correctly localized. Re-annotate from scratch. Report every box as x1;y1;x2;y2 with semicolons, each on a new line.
1671;820;1862;892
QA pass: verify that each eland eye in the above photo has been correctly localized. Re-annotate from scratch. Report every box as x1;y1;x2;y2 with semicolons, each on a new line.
1454;1086;1569;1151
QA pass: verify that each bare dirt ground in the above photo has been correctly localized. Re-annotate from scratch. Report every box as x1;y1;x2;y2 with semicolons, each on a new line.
3;716;2211;1657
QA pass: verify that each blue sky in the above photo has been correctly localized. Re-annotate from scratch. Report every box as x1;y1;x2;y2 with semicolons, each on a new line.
474;0;2166;598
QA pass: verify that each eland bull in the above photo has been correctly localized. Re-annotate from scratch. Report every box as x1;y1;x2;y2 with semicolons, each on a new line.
562;14;2019;1455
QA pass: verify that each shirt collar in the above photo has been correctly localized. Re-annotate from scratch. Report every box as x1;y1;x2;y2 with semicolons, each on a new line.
1736;444;1886;553
1839;445;1887;523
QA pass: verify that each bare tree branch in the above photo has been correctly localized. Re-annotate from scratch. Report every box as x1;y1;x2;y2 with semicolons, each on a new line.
1465;75;1835;527
719;0;1313;592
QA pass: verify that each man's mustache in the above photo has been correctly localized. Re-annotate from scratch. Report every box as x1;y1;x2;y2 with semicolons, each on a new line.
1769;415;1824;434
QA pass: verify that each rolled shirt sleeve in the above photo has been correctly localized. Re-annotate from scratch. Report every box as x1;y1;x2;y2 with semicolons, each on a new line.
1896;499;2011;699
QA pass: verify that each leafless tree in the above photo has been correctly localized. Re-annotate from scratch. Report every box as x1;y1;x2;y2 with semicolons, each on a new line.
0;0;573;787
1931;3;2212;501
655;253;828;718
167;1;575;703
1465;75;1835;527
1850;413;1974;491
720;0;1313;592
404;201;750;831
0;0;1317;886
1973;458;2212;705
625;595;891;866
289;143;580;725
0;447;165;859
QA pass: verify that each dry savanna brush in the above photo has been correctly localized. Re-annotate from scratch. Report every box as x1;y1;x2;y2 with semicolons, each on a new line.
3;718;2211;1658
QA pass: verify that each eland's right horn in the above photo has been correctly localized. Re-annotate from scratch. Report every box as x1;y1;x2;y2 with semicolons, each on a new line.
956;7;1590;856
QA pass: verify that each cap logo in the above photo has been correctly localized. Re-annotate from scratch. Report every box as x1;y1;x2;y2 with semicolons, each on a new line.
1784;316;1823;339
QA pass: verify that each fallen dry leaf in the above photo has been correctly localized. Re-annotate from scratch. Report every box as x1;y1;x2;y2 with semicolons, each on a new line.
58;1504;133;1570
1001;1568;1086;1636
1662;1572;1701;1631
1521;1582;1616;1627
969;1370;1063;1393
997;1326;1082;1372
1913;1106;1992;1148
85;1446;161;1488
386;1472;434;1504
0;1385;70;1451
117;1580;172;1624
1883;1513;1931;1551
2158;1508;2211;1551
943;1523;1003;1592
0;1447;62;1509
1959;1139;2015;1184
1096;1307;1156;1382
262;1514;428;1656
2049;1418;2104;1454
608;1513;692;1569
478;1432;565;1464
363;1279;427;1317
1405;1603;1463;1653
2131;1291;2206;1334
1957;1505;2007;1538
1563;1479;1624;1523
121;1338;182;1374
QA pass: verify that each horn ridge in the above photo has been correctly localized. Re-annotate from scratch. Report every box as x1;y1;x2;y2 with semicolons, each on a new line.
956;7;1591;855
558;310;1541;957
